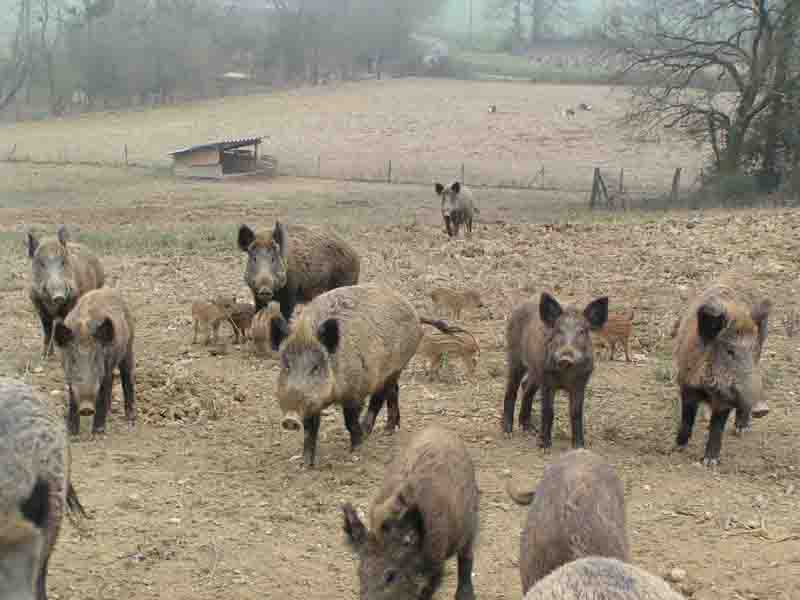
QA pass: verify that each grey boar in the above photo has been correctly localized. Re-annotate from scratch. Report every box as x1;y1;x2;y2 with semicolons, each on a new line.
27;225;105;358
237;221;360;320
269;283;462;467
53;288;136;436
434;182;475;238
502;292;608;449
342;425;479;600
0;377;88;600
507;449;630;594
673;272;771;466
523;557;684;600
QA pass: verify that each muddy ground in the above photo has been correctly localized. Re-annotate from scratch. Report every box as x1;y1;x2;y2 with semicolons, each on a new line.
1;164;799;600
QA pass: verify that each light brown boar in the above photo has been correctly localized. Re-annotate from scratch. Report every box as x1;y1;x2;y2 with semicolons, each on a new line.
0;378;88;600
269;283;460;467
430;287;484;320
191;295;237;345
502;292;608;449
237;221;360;320
673;272;771;466
592;308;634;362
27;225;105;358
53;288;136;436
507;449;630;594
227;302;256;344
249;302;282;357
417;328;479;380
342;426;479;600
523;557;684;600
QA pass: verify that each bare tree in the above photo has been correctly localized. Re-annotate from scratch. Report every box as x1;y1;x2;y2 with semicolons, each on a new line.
0;0;31;111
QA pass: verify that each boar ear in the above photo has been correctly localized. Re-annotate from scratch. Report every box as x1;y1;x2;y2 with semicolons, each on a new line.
237;225;255;252
20;478;50;530
269;314;290;352
697;302;726;343
53;322;74;347
56;225;70;247
90;318;115;345
27;232;40;259
318;319;340;354
539;292;563;328
751;299;771;325
342;503;368;551
584;297;609;330
434;183;444;195
450;181;461;194
272;221;288;259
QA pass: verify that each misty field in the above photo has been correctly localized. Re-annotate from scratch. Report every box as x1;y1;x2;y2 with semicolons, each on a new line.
0;78;799;600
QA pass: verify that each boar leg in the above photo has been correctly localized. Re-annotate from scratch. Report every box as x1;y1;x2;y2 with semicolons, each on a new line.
518;378;538;432
342;402;364;451
274;286;298;322
539;385;556;450
734;406;752;435
302;414;321;467
66;388;80;436
675;386;703;448
384;375;401;433
502;362;526;434
568;386;587;449
361;388;386;436
623;338;631;363
92;373;114;434
33;299;54;357
120;353;136;429
703;408;731;467
36;554;50;600
443;216;453;237
455;542;476;600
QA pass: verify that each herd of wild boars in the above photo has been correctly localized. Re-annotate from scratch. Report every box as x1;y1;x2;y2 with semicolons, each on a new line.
7;213;782;598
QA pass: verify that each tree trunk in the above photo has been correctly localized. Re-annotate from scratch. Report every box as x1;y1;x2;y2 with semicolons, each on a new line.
530;0;545;44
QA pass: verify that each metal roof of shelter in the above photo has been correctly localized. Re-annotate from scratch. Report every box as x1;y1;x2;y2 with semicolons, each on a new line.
168;136;264;157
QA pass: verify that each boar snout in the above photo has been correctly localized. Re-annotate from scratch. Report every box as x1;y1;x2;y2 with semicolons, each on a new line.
79;400;95;416
281;411;303;431
554;347;580;370
255;287;273;300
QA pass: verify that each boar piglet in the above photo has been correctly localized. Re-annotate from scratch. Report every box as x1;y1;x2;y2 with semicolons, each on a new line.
673;272;771;466
503;291;608;449
342;426;479;600
0;377;87;600
53;288;136;436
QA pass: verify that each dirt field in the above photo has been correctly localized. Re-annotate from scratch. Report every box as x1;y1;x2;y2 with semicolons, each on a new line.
1;161;799;600
0;78;705;192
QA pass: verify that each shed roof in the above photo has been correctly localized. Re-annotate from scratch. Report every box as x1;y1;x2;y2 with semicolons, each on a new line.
169;136;264;157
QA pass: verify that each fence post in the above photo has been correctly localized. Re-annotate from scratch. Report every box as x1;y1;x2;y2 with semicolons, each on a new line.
317;155;321;178
619;168;624;194
460;163;465;184
124;144;128;166
589;168;600;209
671;167;682;204
387;160;392;184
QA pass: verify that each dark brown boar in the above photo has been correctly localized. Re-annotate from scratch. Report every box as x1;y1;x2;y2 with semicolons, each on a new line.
53;288;136;436
502;292;608;449
342;426;479;600
673;272;771;466
523;557;684;600
237;221;360;320
434;181;476;239
27;225;105;358
269;284;461;467
507;449;630;594
0;377;88;600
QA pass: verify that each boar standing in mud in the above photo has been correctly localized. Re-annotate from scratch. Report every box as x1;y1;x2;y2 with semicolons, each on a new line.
673;273;771;466
507;449;630;594
342;426;479;600
0;377;88;600
27;226;105;358
53;288;136;436
503;292;608;449
434;182;476;239
270;283;462;467
523;557;684;600
237;221;360;320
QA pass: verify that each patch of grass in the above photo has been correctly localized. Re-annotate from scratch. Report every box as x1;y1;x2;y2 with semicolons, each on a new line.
74;224;238;257
456;51;614;84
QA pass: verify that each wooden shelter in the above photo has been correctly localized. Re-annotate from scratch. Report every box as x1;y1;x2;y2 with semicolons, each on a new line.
168;136;277;180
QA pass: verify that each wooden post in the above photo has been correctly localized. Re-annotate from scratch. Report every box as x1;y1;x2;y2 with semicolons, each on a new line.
619;168;624;194
589;168;600;209
460;163;465;184
124;144;128;166
671;167;682;204
598;169;610;207
387;160;392;184
317;155;321;178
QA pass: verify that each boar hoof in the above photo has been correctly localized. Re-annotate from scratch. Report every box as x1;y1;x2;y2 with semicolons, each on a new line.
702;456;720;468
455;587;476;600
734;423;752;436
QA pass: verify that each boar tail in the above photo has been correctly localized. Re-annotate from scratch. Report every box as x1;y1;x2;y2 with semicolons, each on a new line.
419;317;478;347
66;482;90;521
506;478;536;506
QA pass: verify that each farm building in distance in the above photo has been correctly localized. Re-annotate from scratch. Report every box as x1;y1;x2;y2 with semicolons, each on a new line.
168;136;277;180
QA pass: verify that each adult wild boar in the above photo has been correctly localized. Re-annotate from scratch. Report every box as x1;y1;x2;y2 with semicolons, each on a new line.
27;225;105;358
53;288;136;436
342;426;479;600
673;272;771;466
503;292;608;449
0;377;87;600
523;557;684;600
237;221;360;320
269;283;460;467
434;181;475;238
507;449;630;594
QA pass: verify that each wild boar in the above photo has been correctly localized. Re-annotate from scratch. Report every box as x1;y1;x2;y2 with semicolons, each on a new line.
249;301;282;357
0;377;88;600
417;328;480;380
503;292;608;449
434;182;476;238
27;225;105;358
342;426;479;600
429;287;484;320
269;283;461;467
592;308;635;362
237;221;360;320
673;272;771;466
191;294;237;345
523;557;684;600
53;288;136;436
507;449;630;594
